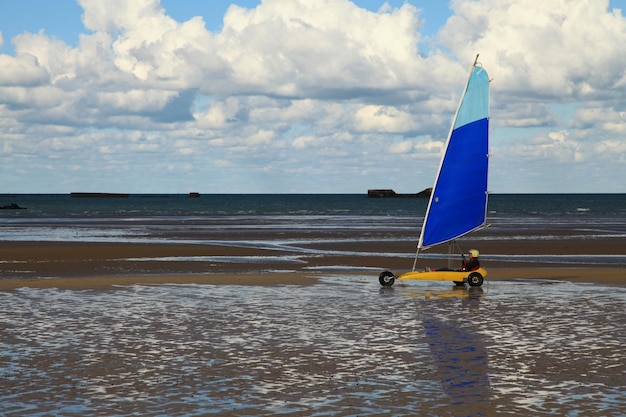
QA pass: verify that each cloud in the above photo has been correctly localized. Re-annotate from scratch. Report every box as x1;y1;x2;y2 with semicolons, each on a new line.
292;135;316;149
389;140;413;154
354;105;416;133
0;53;49;87
442;0;626;94
0;0;626;193
214;0;426;96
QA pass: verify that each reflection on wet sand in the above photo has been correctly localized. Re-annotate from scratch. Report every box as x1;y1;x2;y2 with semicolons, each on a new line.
400;286;485;302
397;285;492;415
0;278;624;416
423;314;491;416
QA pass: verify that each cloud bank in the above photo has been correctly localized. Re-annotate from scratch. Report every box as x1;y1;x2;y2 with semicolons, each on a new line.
1;0;625;193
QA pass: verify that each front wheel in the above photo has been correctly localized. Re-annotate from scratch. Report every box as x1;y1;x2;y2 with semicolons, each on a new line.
379;270;396;287
467;272;483;287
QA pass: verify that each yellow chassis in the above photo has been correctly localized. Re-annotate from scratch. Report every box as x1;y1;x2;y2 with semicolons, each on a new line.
379;267;487;287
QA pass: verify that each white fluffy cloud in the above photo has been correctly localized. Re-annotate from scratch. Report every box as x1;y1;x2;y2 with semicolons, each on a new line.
442;0;626;99
1;0;625;193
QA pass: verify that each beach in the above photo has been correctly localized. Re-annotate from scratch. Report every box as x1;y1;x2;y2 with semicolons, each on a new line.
1;193;624;290
1;267;625;416
1;196;625;415
1;224;624;290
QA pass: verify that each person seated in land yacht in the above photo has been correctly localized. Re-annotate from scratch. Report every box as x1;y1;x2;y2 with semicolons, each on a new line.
429;249;480;272
461;249;480;272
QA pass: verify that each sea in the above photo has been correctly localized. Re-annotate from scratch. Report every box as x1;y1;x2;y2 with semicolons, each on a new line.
1;193;626;266
1;194;626;416
1;193;626;219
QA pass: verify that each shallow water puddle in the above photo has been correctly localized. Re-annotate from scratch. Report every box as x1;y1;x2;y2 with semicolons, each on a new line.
0;278;624;416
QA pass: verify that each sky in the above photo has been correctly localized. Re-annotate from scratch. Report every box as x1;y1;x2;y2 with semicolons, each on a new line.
1;0;625;194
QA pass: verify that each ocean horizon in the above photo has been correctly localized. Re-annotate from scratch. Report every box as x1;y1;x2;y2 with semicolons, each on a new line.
2;192;625;218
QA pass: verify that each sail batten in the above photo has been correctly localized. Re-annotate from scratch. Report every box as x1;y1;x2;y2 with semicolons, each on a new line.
416;60;490;256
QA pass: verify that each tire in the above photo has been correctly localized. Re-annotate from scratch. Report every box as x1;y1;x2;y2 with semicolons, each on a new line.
467;272;483;287
379;270;396;286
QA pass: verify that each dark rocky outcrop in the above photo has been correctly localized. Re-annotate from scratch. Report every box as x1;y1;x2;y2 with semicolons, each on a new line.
367;188;432;198
0;202;26;209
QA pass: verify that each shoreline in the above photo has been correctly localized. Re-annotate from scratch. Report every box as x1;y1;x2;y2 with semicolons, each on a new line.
0;268;624;291
0;272;319;291
1;239;624;290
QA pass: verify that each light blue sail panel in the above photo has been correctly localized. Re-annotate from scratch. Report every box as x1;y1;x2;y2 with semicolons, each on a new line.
420;66;490;249
454;66;490;129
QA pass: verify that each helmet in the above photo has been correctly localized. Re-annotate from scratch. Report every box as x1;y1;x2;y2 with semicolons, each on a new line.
469;249;479;258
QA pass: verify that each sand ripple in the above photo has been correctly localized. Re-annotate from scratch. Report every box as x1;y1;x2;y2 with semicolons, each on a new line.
1;278;624;416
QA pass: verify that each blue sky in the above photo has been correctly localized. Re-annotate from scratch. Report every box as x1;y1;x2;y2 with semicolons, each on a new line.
1;0;625;193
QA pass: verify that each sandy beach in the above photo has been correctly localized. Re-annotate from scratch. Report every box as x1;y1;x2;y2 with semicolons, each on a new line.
2;270;625;416
1;221;625;416
1;227;624;290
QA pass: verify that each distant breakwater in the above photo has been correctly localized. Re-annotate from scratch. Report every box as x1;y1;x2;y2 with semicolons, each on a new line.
367;188;432;198
70;192;200;198
70;192;129;198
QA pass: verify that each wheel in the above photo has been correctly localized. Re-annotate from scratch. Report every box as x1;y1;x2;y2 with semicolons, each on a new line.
467;272;483;287
379;270;396;286
453;281;465;287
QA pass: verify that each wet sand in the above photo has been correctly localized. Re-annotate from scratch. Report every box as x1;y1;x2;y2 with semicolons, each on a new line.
0;232;625;290
1;275;625;416
1;226;625;415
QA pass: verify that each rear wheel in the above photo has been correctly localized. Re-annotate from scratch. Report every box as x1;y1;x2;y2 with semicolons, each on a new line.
379;271;396;286
467;272;483;287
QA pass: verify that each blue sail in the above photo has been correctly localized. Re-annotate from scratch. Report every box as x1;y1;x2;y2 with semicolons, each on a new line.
419;64;490;250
